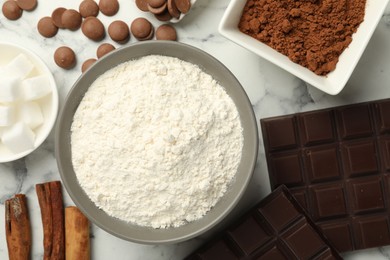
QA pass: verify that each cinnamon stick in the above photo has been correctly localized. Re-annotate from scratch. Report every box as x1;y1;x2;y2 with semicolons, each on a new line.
65;206;90;260
36;181;65;260
5;194;31;260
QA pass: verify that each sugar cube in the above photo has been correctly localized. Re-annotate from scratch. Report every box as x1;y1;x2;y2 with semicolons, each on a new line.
21;74;52;101
19;102;44;129
4;53;34;79
0;105;15;127
1;122;35;154
0;75;21;103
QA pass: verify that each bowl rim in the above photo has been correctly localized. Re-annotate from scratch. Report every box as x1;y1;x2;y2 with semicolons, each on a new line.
0;41;59;163
55;41;258;244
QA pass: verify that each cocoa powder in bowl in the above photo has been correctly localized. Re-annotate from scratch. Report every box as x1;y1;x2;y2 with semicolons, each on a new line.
239;0;367;76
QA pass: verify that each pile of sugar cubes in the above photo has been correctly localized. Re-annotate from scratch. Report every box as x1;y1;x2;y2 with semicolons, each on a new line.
0;53;52;154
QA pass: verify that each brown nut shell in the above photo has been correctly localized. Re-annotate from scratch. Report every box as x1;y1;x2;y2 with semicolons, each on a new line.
82;58;97;72
108;20;130;43
96;43;115;58
2;1;22;20
79;0;99;18
51;7;66;28
54;46;76;69
156;24;177;41
16;0;37;11
99;0;119;16
61;9;82;30
81;17;105;41
37;16;58;38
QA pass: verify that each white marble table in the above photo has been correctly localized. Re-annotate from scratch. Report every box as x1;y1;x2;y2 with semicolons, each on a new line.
1;0;390;259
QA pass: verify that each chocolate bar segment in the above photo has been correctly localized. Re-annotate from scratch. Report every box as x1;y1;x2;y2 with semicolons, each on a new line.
185;185;341;259
261;98;390;252
376;101;390;133
299;110;335;146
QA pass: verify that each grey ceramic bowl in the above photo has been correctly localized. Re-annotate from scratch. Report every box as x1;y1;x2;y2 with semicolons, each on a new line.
55;41;258;244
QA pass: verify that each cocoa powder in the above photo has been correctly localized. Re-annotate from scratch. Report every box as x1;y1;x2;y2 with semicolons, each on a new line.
239;0;366;76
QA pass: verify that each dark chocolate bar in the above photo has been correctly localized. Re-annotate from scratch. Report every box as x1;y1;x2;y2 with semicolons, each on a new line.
261;98;390;252
186;185;341;259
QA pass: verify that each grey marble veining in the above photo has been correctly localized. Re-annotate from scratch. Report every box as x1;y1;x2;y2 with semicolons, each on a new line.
1;0;390;259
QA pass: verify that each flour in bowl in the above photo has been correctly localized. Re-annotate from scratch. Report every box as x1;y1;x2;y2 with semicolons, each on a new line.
71;55;243;228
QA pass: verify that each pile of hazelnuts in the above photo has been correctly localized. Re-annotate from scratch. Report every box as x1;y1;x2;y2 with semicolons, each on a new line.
2;0;180;72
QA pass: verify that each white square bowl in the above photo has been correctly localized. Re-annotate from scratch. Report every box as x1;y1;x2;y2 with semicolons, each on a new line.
219;0;389;95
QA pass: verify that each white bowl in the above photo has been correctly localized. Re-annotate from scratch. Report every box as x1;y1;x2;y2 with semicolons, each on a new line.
0;42;58;163
219;0;389;95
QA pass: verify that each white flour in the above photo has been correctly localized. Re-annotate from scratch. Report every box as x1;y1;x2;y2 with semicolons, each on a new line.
71;55;243;228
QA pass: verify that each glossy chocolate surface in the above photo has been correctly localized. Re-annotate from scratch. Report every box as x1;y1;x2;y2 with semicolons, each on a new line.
261;99;390;252
186;186;341;259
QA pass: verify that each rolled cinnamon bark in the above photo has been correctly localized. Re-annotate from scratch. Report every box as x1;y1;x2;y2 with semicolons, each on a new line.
36;181;65;260
5;194;31;260
65;206;90;260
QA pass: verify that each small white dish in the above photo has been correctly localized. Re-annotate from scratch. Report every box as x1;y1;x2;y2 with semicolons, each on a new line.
218;0;389;95
0;42;58;163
